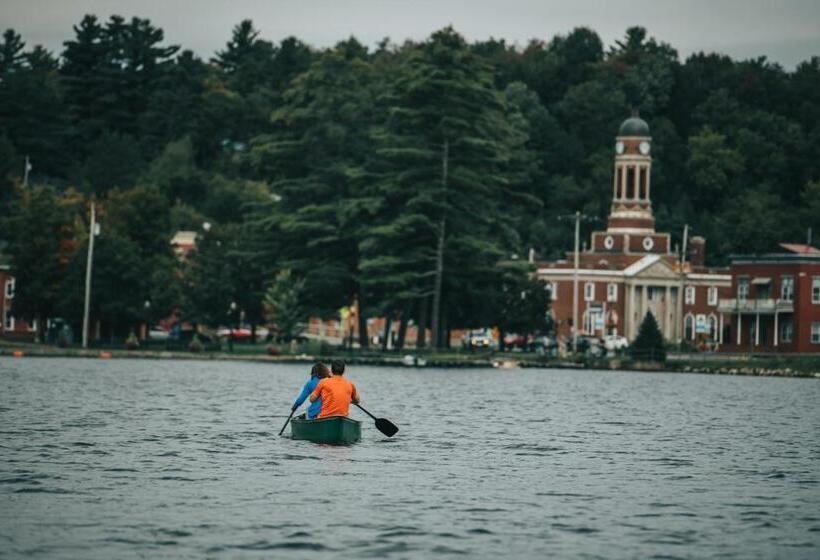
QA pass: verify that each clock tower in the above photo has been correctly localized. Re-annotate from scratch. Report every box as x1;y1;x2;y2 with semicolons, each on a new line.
592;114;671;254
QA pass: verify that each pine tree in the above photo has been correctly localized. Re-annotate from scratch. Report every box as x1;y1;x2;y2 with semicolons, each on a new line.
365;27;531;347
630;311;666;362
248;44;377;344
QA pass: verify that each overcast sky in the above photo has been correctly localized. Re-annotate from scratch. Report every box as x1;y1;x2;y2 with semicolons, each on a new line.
3;0;819;68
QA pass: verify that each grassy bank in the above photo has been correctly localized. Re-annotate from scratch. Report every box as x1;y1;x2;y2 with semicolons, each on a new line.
2;340;818;378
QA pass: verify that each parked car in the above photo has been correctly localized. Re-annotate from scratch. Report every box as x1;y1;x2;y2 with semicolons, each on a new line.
534;335;558;357
148;326;170;341
573;335;604;356
603;334;629;351
502;333;527;350
461;329;494;349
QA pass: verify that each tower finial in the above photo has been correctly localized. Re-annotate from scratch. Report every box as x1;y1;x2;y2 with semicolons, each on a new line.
630;106;640;118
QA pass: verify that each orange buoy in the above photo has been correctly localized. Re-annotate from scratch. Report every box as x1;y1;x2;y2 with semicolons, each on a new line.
99;351;112;359
12;350;24;358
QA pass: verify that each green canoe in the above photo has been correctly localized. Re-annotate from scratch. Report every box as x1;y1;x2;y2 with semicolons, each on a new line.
291;415;361;445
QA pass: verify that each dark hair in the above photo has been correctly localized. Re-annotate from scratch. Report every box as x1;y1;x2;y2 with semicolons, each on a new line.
311;363;330;378
331;359;345;375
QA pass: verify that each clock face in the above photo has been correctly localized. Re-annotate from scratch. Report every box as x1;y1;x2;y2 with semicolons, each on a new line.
642;236;654;251
604;235;614;249
615;141;625;154
639;141;650;155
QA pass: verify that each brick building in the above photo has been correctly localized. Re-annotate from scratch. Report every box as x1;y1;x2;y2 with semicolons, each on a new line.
0;265;35;340
717;244;820;353
537;115;731;344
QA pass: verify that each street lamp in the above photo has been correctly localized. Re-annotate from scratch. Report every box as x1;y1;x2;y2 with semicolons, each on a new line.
143;300;151;341
228;301;237;352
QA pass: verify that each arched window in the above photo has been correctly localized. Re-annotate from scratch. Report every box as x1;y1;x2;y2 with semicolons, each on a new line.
684;314;694;341
708;315;718;341
626;166;636;198
639;167;647;199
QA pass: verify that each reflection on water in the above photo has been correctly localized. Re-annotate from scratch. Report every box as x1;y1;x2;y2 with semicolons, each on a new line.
1;358;819;558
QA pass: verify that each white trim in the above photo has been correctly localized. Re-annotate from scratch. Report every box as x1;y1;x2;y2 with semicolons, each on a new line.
3;308;14;331
684;313;695;341
708;313;718;341
686;273;732;282
538;268;624;278
811;322;820;344
685;286;696;305
4;278;14;299
584;282;595;302
707;286;718;306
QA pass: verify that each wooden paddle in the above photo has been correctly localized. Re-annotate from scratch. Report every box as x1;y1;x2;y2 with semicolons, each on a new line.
354;403;399;437
278;409;296;436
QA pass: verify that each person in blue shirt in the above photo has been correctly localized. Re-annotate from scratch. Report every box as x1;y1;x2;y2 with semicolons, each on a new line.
292;363;329;419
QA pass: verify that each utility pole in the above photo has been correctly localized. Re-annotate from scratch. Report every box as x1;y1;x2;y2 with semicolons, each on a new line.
559;211;594;354
82;202;96;348
572;211;580;354
23;156;31;188
677;224;689;345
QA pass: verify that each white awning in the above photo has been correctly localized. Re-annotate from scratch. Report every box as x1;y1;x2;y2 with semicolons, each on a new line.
751;277;771;285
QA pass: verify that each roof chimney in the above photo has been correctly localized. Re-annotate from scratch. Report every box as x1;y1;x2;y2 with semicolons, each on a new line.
688;236;706;268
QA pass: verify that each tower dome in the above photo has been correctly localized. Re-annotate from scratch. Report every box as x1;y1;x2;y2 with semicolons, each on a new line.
618;115;650;137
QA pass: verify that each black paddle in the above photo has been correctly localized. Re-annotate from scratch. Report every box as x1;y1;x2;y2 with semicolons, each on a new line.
278;409;296;436
354;403;399;437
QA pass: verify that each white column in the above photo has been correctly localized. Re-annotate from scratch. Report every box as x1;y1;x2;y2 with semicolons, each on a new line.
628;283;635;339
737;313;742;345
719;313;724;344
755;313;760;346
774;311;779;347
641;285;647;325
664;285;671;340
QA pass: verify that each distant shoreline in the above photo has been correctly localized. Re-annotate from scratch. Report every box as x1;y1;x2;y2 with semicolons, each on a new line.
2;343;818;379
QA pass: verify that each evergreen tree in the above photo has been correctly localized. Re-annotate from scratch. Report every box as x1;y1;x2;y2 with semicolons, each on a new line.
248;43;377;344
366;27;532;347
630;311;666;362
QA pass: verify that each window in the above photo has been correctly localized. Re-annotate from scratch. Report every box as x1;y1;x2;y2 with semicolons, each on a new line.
737;278;750;301
780;319;793;343
28;318;37;333
4;278;14;299
607;283;618;303
812;323;820;344
781;276;794;302
584;282;595;302
685;286;695;305
707;287;718;306
3;309;14;331
813;277;820;304
708;315;718;341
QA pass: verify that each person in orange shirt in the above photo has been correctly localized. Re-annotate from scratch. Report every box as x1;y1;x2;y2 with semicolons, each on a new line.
308;359;359;418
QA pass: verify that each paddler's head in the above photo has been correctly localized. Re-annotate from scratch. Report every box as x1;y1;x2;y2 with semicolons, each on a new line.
331;359;345;376
311;363;330;378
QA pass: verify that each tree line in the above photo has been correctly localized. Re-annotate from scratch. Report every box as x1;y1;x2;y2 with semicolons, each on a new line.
1;16;818;347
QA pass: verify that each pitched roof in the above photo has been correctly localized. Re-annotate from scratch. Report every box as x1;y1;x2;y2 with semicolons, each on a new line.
779;243;820;255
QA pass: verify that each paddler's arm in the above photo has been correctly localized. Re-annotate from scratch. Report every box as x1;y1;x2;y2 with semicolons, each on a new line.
292;380;313;411
351;384;360;405
308;379;324;403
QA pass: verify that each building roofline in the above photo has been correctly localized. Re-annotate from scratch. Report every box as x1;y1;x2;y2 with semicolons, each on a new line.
729;253;820;264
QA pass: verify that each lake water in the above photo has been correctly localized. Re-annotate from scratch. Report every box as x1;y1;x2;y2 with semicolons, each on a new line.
1;358;819;559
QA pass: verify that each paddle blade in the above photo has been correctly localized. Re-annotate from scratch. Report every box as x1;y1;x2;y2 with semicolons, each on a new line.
375;417;399;437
